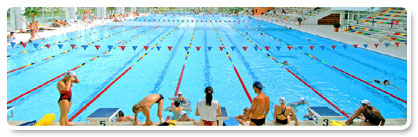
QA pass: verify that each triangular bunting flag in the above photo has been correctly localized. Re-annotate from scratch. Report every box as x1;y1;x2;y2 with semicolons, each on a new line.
298;46;303;50
81;45;88;50
320;45;325;50
33;43;39;48
11;42;16;47
363;44;368;48
156;46;161;51
265;46;270;51
384;43;390;48
196;46;201;51
168;46;173;51
332;45;336;50
108;45;113;50
132;46;138;51
71;44;76;49
95;45;100;50
58;44;63;49
144;46;149;51
219;47;224;51
46;44;51;49
395;42;400;47
184;46;190;51
243;46;248;51
120;46;126;51
22;43;27;48
254;46;258;51
353;44;358;48
288;46;292;51
276;46;281;51
343;45;348;49
208;47;212;51
374;44;379;48
231;46;236;51
310;45;314;50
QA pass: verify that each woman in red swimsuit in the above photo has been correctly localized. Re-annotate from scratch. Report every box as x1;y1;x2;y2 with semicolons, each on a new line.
57;70;79;126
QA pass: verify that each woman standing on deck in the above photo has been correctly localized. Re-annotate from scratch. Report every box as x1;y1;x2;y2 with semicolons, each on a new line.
57;70;79;126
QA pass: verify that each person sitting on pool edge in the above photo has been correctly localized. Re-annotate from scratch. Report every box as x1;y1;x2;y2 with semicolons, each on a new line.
247;82;270;126
345;100;385;126
177;111;198;125
274;97;298;126
57;70;79;126
234;107;250;125
196;86;222;126
116;111;137;123
372;79;401;91
170;100;192;120
132;94;165;126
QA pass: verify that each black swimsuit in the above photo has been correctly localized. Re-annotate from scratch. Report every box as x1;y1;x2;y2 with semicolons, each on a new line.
363;108;381;125
155;94;164;104
276;107;289;124
250;118;266;126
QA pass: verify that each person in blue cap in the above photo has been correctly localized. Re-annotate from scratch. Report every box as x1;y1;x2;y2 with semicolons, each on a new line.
247;81;270;126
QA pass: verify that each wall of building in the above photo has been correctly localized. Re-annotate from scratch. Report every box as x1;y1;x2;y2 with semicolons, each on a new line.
253;7;274;15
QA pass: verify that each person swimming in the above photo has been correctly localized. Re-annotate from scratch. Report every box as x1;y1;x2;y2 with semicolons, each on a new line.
373;79;401;91
288;97;308;111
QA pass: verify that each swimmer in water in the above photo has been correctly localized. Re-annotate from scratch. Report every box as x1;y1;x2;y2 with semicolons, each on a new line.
288;97;308;111
260;32;264;37
282;61;298;68
372;79;401;91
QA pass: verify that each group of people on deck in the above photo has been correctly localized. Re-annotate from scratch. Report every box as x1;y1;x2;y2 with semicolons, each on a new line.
57;71;386;126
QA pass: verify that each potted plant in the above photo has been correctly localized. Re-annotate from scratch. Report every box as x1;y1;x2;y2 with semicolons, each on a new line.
297;17;303;25
333;22;341;32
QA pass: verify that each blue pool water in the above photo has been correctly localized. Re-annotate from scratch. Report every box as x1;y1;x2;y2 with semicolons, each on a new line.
7;14;407;123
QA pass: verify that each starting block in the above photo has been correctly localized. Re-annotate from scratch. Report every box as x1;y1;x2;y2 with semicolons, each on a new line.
86;108;120;126
308;106;343;126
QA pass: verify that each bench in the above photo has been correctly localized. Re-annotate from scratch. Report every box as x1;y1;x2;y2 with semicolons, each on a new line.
86;108;120;126
308;106;343;126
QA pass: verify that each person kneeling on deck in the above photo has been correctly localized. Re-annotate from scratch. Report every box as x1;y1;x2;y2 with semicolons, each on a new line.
274;97;298;126
132;94;165;126
116;111;137;123
247;82;270;126
345;100;385;126
196;86;222;126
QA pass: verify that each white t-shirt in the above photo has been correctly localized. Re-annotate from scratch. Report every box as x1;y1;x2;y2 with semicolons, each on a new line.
197;99;219;121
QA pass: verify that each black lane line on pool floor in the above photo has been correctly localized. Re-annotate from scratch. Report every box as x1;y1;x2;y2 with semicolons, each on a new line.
150;30;187;94
210;22;253;103
220;29;283;119
69;24;182;122
227;22;350;118
257;20;407;83
7;26;148;105
7;26;141;75
248;22;407;104
69;27;171;119
203;30;211;87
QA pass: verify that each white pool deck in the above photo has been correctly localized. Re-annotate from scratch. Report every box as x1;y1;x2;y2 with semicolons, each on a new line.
8;118;407;126
252;16;407;60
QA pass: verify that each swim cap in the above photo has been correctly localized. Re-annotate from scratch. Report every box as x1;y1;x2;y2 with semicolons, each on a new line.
65;70;76;77
279;97;286;104
178;92;183;95
361;100;371;106
253;81;264;89
180;111;187;116
299;97;305;102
